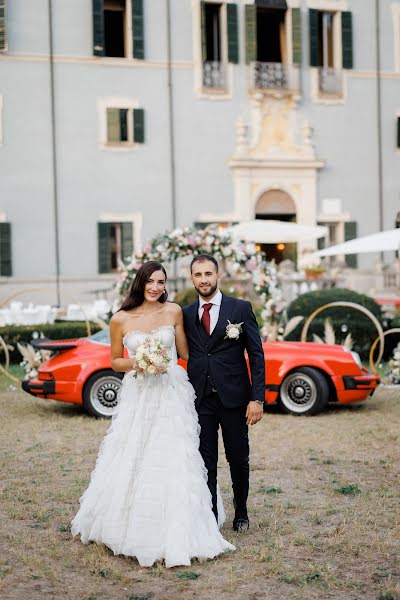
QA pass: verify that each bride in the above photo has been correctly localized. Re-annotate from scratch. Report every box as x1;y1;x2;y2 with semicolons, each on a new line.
70;261;235;567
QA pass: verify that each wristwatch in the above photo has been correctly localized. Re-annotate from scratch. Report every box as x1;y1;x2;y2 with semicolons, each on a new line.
253;398;264;405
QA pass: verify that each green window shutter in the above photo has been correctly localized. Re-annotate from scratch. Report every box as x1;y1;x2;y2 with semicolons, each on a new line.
106;108;121;143
292;8;302;65
92;0;105;56
309;8;319;67
397;117;400;149
98;223;112;274
245;4;257;64
341;11;353;69
344;221;358;268
121;222;134;263
200;1;207;62
133;108;145;143
0;0;7;52
132;0;145;59
0;222;12;276
119;108;128;142
227;3;239;64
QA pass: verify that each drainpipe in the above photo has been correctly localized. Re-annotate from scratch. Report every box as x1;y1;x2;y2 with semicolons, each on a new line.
166;0;178;289
375;0;384;237
48;0;61;305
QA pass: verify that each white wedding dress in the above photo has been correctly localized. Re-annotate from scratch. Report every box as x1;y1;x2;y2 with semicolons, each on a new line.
70;325;235;568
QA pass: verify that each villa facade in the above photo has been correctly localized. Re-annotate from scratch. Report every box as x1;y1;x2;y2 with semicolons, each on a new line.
0;0;399;302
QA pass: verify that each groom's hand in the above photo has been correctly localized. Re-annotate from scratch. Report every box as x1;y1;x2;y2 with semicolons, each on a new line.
246;401;263;426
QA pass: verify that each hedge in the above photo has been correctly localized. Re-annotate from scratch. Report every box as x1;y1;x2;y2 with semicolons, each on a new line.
286;288;383;358
0;321;102;364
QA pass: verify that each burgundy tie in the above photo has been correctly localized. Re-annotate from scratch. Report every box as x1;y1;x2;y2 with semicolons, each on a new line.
201;303;213;336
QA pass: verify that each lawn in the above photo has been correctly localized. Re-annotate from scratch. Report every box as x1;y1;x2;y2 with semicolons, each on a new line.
0;384;399;600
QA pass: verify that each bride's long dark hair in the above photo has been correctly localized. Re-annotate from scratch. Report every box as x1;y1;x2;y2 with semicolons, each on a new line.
118;261;168;312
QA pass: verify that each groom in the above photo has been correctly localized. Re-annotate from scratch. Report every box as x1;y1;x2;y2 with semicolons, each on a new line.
182;254;265;532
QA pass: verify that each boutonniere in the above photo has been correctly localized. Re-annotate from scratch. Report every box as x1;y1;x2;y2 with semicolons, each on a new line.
225;320;244;340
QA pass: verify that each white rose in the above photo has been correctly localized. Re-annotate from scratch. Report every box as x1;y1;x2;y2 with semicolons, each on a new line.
228;327;239;339
135;351;143;361
138;360;147;370
147;365;156;375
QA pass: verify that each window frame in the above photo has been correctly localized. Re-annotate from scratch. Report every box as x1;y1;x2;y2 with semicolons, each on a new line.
310;9;347;104
97;212;142;274
193;0;233;99
103;0;131;59
98;97;141;151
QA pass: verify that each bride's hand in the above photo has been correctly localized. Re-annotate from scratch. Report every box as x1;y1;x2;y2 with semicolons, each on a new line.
131;357;144;373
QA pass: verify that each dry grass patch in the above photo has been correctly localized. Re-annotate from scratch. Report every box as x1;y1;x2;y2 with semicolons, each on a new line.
0;384;399;599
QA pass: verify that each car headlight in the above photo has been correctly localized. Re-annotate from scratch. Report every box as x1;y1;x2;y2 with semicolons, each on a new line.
351;351;362;370
342;346;363;370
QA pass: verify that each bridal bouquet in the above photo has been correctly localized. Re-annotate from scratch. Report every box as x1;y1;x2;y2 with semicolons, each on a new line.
134;337;171;376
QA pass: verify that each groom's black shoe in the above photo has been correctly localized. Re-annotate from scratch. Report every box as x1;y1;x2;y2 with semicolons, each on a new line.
233;516;249;532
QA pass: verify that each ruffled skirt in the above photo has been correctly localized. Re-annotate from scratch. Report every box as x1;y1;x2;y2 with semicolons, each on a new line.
70;364;235;567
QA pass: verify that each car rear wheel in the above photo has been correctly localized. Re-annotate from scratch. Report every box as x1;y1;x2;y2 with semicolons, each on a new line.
278;367;329;416
83;370;123;418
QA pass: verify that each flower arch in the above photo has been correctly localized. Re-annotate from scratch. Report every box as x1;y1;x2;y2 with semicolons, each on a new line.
113;225;279;318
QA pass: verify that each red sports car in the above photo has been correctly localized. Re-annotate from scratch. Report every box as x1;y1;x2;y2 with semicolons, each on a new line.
22;329;380;418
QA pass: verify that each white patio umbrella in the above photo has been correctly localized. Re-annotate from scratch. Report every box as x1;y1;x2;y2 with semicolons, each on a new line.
227;220;328;244
312;228;400;257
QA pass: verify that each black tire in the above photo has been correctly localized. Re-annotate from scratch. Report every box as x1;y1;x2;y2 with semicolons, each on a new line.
278;367;329;416
82;370;124;418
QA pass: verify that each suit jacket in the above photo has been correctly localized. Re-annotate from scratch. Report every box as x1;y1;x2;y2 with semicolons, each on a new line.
182;293;265;409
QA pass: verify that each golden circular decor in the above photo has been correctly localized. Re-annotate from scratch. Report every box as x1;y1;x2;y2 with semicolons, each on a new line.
368;328;400;380
300;301;385;373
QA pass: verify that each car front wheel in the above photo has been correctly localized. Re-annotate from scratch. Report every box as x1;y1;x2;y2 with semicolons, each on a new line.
278;367;329;416
83;370;123;418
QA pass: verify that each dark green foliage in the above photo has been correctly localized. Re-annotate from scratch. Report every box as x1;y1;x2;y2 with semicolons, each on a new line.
1;322;102;363
334;483;361;496
259;486;283;494
175;572;200;580
173;287;199;307
286;288;382;357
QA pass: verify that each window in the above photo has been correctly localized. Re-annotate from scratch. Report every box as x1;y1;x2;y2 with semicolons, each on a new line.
245;3;301;92
104;106;144;146
98;222;134;273
199;2;238;92
104;0;126;57
0;222;12;276
92;0;144;59
309;9;353;98
397;116;400;150
0;0;6;52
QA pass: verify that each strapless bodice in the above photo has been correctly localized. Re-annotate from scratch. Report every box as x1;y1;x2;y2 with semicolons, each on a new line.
123;325;177;362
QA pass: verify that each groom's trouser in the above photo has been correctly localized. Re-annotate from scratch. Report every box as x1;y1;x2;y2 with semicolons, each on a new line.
197;384;249;520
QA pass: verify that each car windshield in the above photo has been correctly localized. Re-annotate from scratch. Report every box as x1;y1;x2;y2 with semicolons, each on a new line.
88;328;110;345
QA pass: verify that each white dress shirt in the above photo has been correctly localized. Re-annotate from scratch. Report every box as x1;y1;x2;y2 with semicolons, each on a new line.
198;289;222;334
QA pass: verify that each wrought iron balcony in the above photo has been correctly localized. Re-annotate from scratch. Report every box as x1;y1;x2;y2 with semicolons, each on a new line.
249;62;300;92
318;68;343;96
202;61;226;90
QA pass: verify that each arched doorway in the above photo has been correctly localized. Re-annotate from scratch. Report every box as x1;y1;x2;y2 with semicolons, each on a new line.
255;190;297;263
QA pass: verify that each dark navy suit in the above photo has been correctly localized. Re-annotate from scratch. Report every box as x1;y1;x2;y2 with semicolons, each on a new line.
183;293;265;519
